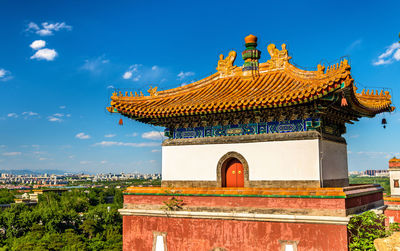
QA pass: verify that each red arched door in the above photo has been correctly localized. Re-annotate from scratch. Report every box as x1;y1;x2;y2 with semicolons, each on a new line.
225;159;244;187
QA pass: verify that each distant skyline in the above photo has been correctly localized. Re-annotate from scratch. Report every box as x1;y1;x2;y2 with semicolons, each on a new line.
0;1;399;173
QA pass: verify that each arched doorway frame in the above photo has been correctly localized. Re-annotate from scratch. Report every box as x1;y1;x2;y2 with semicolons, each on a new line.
217;151;249;187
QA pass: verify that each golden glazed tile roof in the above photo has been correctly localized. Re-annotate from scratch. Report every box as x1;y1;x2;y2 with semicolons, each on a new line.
108;36;394;120
390;157;400;162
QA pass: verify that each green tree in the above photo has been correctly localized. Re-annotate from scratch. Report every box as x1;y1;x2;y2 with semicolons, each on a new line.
0;189;16;204
348;211;388;250
0;203;33;239
0;188;123;250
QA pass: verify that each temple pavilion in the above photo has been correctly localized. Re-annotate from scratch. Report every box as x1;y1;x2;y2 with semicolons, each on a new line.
384;157;400;226
109;35;394;251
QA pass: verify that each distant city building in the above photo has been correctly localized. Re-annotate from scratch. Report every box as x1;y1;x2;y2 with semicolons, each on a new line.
348;171;363;176
364;169;389;177
0;171;160;188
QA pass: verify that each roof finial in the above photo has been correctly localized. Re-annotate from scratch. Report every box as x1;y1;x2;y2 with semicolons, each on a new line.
242;34;261;80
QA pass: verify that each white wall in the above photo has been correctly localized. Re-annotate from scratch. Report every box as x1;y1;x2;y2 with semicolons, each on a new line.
162;139;321;181
390;170;400;196
320;140;348;180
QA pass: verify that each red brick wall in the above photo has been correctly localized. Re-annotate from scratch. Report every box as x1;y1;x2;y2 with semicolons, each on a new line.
123;215;348;251
385;209;400;225
345;192;383;208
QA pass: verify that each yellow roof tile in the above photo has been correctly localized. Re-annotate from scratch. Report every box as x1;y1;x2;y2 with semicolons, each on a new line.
109;41;394;120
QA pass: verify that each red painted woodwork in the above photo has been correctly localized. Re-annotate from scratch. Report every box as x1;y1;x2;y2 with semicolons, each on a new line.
123;215;349;251
225;159;244;187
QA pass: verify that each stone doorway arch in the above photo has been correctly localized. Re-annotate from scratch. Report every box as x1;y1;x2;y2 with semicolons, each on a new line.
217;151;249;187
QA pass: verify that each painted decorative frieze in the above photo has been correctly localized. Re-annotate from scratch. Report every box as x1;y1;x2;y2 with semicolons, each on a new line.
165;118;320;139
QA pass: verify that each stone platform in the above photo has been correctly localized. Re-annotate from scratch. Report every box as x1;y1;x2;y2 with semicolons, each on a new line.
119;184;385;251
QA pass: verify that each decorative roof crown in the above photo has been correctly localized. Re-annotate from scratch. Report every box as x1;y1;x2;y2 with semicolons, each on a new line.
244;34;258;44
242;34;261;79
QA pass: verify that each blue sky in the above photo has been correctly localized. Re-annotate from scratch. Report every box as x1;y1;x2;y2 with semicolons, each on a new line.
0;0;399;174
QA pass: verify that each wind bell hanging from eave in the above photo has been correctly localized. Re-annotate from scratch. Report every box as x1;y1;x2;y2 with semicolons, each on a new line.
119;118;123;126
382;118;387;129
341;92;348;107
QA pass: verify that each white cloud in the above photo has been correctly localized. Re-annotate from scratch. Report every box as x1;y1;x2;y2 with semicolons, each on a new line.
151;149;161;153
30;48;57;61
36;29;52;36
2;152;21;156
100;160;107;164
59;106;66;109
30;40;46;50
107;85;114;89
122;64;141;80
126;132;138;137
26;21;72;36
373;42;400;66
122;64;168;82
47;113;67;122
75;132;91;140
80;161;91;165
142;131;166;140
22;111;38;116
39;157;48;161
22;111;39;119
122;71;132;79
7;113;18;118
0;68;12;81
177;71;195;80
93;141;159;147
345;39;362;53
47;116;62;122
0;69;6;78
394;49;400;61
104;134;116;138
81;56;109;73
26;22;39;31
33;151;46;155
42;22;72;31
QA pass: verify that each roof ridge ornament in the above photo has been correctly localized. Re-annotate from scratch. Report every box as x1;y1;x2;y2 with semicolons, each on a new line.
217;51;237;77
148;86;158;97
317;64;326;74
242;34;261;80
266;43;291;69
